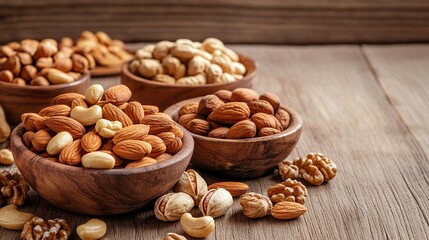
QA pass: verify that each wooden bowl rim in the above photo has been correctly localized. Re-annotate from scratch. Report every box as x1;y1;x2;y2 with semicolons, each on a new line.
11;123;194;176
121;53;257;88
0;71;90;91
164;97;303;143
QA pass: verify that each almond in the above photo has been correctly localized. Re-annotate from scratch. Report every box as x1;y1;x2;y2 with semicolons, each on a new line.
178;113;204;127
113;140;152;160
124;101;145;124
125;157;157;169
156;132;182;154
186;119;211;136
81;131;102;152
259;92;280;112
104;84;132;105
258;127;281;137
230;88;259;102
251;113;283;131
208;102;250;125
99;150;123;167
21;113;44;131
117;102;129;111
34;116;48;130
197;95;224;116
45;116;86;139
142;105;159;115
208;182;249;197
214;90;232;102
141;114;175;134
178;103;198;117
22;131;35;148
31;129;52;151
50;93;85;107
170;125;184;139
271;201;307;220
38;104;71;117
142;135;166;158
156;153;173;163
226;120;256;139
275;109;291;130
103;103;133;127
59;139;84;165
247;100;274;116
112;124;150;144
208;127;229;139
100;138;115;151
71;98;88;109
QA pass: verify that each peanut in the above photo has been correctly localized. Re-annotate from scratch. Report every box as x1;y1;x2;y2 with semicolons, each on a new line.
81;151;115;169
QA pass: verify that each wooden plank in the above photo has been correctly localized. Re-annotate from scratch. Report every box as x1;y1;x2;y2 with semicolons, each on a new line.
0;1;428;44
1;44;429;239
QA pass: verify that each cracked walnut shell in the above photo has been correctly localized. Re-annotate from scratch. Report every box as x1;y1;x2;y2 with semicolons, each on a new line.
294;152;337;185
267;179;308;205
0;171;29;207
20;217;72;240
278;160;299;180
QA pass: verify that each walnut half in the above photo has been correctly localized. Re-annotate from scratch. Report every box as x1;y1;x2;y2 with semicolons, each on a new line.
267;179;308;205
20;217;72;240
294;152;337;185
0;171;29;207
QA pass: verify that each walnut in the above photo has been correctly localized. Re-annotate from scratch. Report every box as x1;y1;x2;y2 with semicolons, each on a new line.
0;171;29;207
20;217;72;240
277;160;299;180
267;179;308;205
294;152;337;185
239;192;272;218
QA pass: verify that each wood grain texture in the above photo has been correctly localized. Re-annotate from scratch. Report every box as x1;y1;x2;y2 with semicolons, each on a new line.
1;44;429;239
164;98;302;179
1;0;429;44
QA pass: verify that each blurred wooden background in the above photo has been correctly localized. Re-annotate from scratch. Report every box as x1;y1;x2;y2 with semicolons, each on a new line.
1;0;429;44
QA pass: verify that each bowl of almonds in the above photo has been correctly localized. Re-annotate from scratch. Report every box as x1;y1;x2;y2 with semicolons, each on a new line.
0;38;92;124
164;88;303;179
9;84;194;215
121;38;257;110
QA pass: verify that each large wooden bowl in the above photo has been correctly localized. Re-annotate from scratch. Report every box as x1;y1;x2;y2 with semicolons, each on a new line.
164;98;303;179
121;53;257;111
0;72;90;125
10;124;194;215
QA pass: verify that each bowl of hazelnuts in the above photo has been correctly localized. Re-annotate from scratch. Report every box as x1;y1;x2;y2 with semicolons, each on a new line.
0;38;91;124
121;38;257;110
164;88;303;179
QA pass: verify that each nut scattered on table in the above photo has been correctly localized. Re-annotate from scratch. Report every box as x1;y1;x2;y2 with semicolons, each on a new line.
76;218;107;240
0;171;29;207
20;84;184;169
278;160;299;180
20;216;72;240
0;38;91;86
180;213;215;238
294;152;337;185
199;188;233;218
0;149;14;165
0;205;34;230
129;38;247;85
173;169;208;205
267;178;308;205
208;181;249;197
239;192;272;219
154;192;195;221
270;201;307;220
177;88;291;138
0;105;11;143
163;233;187;240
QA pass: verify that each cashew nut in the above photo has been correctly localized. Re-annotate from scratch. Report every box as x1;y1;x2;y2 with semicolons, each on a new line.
95;119;122;138
180;213;215;238
0;105;11;143
46;131;73;155
70;105;102;126
0;149;14;165
82;151;115;169
0;205;34;230
77;218;107;240
84;84;104;105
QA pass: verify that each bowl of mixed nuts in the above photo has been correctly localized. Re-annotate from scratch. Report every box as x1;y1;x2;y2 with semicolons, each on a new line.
9;84;194;215
0;38;92;124
164;88;303;179
121;38;257;110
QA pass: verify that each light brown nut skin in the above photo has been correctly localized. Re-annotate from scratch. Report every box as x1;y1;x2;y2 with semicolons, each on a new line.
239;192;272;218
267;179;308;205
208;182;249;197
230;88;259;103
226;120;257;139
178;103;198;117
197;95;224;116
293;152;337;185
271;201;307;220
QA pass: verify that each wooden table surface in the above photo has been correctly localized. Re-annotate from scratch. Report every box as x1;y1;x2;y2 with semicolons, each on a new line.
1;44;429;239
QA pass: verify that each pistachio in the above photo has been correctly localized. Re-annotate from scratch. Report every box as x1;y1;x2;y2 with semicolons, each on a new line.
173;169;208;205
199;188;233;218
154;192;194;221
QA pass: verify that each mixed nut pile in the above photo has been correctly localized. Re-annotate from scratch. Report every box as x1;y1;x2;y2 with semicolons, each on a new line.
20;84;184;169
0;38;91;86
177;88;290;138
129;38;247;85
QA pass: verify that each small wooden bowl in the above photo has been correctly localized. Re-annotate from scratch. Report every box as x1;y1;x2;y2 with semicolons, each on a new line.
0;72;91;125
164;97;303;179
10;124;194;215
121;53;257;110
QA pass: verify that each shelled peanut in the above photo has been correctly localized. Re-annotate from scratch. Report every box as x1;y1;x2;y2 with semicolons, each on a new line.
20;84;184;169
177;88;291;138
0;38;91;86
129;38;246;85
71;31;133;68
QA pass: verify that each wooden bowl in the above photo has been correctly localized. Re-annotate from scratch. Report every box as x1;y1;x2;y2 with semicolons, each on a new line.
164;97;303;179
121;53;257;111
0;72;91;125
10;124;194;215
